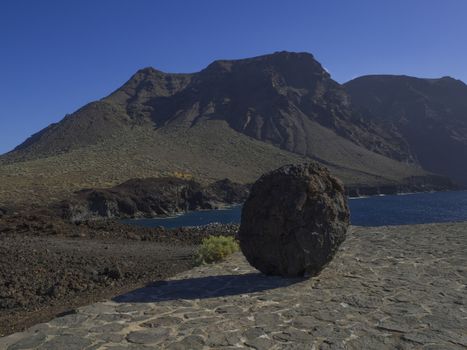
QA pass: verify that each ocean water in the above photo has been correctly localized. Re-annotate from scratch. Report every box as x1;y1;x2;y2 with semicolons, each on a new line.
123;190;467;228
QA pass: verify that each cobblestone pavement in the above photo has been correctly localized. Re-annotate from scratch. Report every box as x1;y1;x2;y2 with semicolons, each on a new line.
1;222;466;349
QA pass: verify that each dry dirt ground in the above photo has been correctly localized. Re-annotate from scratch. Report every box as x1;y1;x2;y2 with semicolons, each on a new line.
0;213;237;336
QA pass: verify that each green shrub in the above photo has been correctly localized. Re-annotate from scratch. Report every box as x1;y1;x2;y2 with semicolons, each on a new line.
194;235;239;265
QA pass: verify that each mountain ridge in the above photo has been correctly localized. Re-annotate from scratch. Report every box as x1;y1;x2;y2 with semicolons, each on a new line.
0;51;460;206
345;74;467;185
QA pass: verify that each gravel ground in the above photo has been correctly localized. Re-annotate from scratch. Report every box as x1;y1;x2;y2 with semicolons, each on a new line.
0;213;238;336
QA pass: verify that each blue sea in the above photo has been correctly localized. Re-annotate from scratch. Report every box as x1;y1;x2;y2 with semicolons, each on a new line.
123;190;467;228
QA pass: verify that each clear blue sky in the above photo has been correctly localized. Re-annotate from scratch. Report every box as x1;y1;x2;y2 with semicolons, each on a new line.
1;0;466;155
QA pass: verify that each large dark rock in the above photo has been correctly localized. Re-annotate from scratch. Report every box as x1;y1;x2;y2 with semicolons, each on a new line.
238;163;349;277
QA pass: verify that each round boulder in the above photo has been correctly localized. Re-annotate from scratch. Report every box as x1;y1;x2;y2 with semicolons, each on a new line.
238;163;349;277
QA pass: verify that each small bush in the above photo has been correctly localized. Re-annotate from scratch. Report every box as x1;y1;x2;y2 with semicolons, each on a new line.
194;235;239;265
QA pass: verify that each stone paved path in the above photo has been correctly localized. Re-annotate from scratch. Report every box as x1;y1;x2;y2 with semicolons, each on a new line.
1;222;466;349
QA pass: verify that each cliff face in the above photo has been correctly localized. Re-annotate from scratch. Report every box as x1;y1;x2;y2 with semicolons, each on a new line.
61;178;249;222
108;52;412;162
345;75;467;186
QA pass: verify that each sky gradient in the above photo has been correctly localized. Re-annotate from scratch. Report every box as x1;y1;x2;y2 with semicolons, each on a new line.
1;0;466;155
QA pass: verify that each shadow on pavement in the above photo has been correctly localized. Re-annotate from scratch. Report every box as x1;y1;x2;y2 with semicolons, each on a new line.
113;272;304;303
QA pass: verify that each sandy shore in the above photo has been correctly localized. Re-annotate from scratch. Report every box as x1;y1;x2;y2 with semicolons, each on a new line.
1;221;466;349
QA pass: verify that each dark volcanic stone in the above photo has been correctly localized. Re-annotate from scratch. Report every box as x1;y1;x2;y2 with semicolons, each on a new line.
238;163;349;277
61;177;249;222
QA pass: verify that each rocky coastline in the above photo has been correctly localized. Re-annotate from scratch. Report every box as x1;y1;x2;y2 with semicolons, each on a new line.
60;177;249;223
346;174;459;197
53;173;459;224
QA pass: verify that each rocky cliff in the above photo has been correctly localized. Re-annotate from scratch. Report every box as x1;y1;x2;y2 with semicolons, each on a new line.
61;178;249;222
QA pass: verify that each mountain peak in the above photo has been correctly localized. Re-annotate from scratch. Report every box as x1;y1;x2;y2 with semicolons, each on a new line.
204;51;318;69
130;66;170;80
251;50;316;61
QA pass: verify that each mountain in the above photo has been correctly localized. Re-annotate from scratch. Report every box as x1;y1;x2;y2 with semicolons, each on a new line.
0;52;453;206
345;75;467;186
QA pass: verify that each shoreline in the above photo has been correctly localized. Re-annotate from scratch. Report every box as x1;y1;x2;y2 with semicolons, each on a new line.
346;186;464;198
110;189;467;222
348;188;467;199
121;190;467;229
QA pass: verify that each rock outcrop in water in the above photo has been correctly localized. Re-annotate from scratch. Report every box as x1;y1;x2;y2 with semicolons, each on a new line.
62;177;249;222
239;163;349;277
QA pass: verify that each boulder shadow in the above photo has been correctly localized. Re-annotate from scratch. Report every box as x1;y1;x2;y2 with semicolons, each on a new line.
113;273;305;303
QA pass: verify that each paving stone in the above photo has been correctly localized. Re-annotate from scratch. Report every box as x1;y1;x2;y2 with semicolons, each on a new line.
206;330;241;347
244;327;267;339
48;313;88;327
376;320;408;333
106;346;153;350
93;313;132;322
166;335;205;350
140;316;183;328
116;304;151;314
89;322;126;333
244;336;276;350
1;223;465;350
402;332;440;345
7;333;47;350
422;344;464;350
215;305;244;314
273;328;314;343
126;328;170;345
178;317;221;330
86;342;106;350
94;333;126;343
292;316;317;329
36;335;92;350
254;312;281;327
51;328;90;337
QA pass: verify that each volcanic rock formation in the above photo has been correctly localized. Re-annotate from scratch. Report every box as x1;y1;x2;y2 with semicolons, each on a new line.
62;178;249;222
238;163;349;277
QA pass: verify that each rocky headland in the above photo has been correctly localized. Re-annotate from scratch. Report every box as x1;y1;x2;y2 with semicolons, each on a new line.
60;177;249;222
